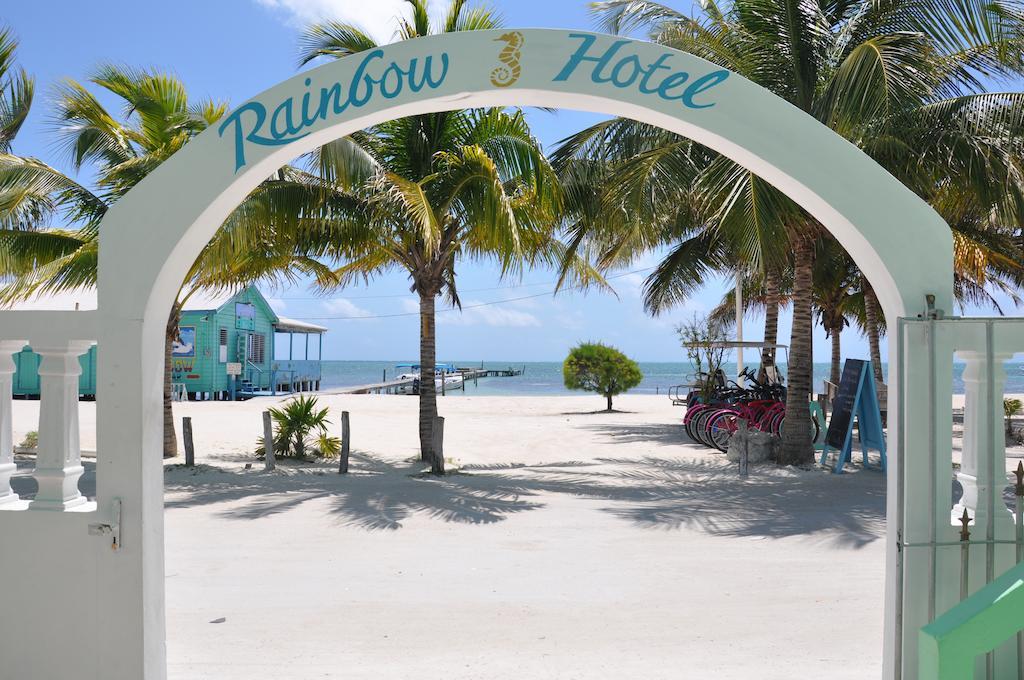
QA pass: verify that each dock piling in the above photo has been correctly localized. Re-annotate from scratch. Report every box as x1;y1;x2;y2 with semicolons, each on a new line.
431;416;445;474
339;411;350;474
263;411;276;471
182;417;195;467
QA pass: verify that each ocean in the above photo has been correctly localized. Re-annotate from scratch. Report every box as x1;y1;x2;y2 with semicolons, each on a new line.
318;360;1024;396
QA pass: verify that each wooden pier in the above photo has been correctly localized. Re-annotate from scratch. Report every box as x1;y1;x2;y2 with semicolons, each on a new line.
327;365;524;396
329;378;418;395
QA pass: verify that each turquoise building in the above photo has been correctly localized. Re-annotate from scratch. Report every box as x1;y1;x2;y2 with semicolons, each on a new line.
12;286;326;400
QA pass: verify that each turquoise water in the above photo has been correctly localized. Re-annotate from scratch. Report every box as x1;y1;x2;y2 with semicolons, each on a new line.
319;360;1024;395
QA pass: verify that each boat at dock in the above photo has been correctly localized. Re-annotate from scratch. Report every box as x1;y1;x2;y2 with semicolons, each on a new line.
394;363;464;394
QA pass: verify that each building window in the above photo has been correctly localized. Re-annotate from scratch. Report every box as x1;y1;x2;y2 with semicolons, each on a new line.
249;334;265;364
235;302;256;330
219;328;228;363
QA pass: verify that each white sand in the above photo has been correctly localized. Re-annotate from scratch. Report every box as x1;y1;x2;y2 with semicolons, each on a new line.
13;393;892;679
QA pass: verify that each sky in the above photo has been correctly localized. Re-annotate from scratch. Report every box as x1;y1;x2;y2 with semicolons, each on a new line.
2;0;1018;363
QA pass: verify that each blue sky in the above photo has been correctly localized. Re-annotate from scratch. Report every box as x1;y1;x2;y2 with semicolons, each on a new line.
2;0;1015;363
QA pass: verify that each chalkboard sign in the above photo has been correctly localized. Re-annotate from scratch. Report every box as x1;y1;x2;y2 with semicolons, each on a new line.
820;359;886;474
825;360;867;450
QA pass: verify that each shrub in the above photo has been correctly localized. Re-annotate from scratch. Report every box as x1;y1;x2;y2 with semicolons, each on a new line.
255;395;336;459
1006;398;1022;436
563;342;643;411
19;431;38;449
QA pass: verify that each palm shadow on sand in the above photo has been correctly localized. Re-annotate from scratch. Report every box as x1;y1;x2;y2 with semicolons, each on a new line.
163;448;886;547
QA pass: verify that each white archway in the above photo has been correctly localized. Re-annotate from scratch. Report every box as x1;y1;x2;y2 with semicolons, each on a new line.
0;29;960;680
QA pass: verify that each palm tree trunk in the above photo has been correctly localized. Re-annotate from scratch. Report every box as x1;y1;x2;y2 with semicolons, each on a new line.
163;307;180;459
418;291;440;472
761;271;780;375
830;325;842;385
780;237;815;466
863;281;884;384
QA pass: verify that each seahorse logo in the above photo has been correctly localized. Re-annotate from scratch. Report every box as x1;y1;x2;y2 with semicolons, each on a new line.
491;31;524;88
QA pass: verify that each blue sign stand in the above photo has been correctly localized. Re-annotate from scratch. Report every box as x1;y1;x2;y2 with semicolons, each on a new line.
819;360;887;474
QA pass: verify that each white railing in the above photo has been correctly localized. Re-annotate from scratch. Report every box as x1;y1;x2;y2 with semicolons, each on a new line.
0;311;98;513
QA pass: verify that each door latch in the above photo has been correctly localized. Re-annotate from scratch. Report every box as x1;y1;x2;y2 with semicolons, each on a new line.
88;497;121;551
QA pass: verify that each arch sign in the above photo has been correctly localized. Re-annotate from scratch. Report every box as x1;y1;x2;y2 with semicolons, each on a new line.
0;29;953;680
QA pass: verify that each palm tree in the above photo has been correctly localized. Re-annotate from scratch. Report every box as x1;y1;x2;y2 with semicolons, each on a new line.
0;26;32;154
0;65;325;457
297;0;599;472
812;243;860;385
564;0;1024;465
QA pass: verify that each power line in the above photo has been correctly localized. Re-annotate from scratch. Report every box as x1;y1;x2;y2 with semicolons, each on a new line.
274;274;597;300
292;267;654;321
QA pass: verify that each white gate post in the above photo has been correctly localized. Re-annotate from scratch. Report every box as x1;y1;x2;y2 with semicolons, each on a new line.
29;340;93;511
955;350;1015;528
0;340;26;507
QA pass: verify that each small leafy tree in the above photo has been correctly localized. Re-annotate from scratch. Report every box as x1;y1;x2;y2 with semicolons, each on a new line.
257;395;339;459
563;342;643;411
676;313;728;402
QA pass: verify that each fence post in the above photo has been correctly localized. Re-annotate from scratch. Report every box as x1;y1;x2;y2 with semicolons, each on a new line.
959;508;971;601
431;416;445;475
339;411;350;474
263;410;275;472
182;417;195;468
737;419;749;478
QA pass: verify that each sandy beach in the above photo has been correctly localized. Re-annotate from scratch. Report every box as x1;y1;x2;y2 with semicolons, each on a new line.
8;392;1023;679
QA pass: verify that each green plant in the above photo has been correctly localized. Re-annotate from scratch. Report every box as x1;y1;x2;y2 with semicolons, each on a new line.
18;430;37;449
563;342;643;411
256;395;334;459
1006;398;1022;436
676;312;728;402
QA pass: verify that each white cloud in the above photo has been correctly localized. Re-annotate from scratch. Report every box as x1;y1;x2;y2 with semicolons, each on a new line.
323;297;375;319
266;297;288;313
440;299;541;328
256;0;449;42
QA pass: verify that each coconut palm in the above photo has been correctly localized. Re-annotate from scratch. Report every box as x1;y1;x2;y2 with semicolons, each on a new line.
0;65;327;457
297;0;600;472
562;0;1024;464
0;26;32;154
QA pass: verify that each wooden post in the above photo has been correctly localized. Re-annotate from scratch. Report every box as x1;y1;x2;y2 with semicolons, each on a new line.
183;417;195;467
959;508;971;601
737;419;749;478
339;411;350;474
431;416;445;474
263;410;276;471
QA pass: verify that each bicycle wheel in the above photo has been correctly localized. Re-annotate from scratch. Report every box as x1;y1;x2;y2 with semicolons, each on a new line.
706;410;738;452
693;408;718;447
776;412;820;442
684;405;706;442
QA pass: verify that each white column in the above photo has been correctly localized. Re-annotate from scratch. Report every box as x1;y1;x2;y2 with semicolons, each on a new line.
0;340;27;507
955;349;1015;528
29;340;92;511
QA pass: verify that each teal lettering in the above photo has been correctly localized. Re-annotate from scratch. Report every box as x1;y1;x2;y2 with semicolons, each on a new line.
639;54;672;94
610;55;643;88
682;70;730;108
217;48;447;171
657;72;691;100
553;34;630;83
270;98;301;139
